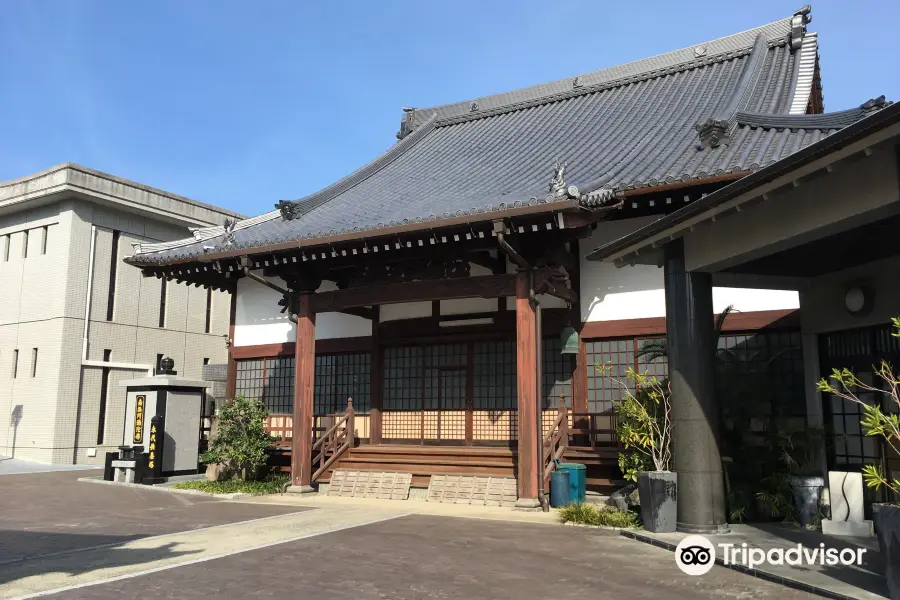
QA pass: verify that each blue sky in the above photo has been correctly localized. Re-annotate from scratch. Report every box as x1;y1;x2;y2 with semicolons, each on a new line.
1;1;897;217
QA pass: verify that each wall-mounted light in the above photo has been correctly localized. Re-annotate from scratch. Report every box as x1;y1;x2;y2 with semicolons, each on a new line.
844;283;875;317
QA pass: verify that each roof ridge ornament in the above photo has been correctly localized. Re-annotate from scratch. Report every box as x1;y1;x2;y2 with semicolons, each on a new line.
276;199;301;221
861;95;888;110
547;160;579;200
790;5;812;51
695;118;731;149
220;218;237;248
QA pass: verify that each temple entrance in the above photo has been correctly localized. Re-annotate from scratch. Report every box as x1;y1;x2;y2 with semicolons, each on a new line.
381;341;522;445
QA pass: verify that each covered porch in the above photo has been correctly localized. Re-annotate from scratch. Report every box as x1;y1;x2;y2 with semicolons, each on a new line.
261;265;621;504
588;101;900;531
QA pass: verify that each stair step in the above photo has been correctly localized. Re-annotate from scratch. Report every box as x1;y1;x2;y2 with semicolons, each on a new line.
343;456;513;467
334;460;514;478
350;445;514;457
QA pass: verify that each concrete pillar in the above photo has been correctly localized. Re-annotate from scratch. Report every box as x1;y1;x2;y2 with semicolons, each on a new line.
290;295;316;493
663;239;729;534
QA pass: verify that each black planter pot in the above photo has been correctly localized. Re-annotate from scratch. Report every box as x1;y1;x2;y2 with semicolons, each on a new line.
788;475;824;527
874;503;900;600
637;471;677;533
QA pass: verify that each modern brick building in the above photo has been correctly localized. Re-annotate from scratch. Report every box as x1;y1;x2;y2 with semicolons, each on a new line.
0;163;242;464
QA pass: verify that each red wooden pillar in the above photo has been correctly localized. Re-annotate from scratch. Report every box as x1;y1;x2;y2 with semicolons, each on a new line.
291;294;316;491
225;289;238;399
369;305;382;444
515;270;540;507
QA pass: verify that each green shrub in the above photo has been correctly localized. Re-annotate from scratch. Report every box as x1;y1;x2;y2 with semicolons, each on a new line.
558;502;640;528
200;395;271;481
618;450;653;483
172;474;289;496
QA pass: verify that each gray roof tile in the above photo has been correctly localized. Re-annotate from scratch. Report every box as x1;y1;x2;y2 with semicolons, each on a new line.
130;9;877;266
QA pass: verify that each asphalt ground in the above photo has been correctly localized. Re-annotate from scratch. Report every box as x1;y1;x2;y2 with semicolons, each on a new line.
44;514;814;600
0;470;304;564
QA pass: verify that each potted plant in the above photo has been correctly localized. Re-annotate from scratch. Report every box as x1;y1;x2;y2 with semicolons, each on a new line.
817;316;900;597
602;366;674;532
777;427;826;527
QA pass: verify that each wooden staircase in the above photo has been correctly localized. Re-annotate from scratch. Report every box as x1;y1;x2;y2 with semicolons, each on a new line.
268;400;626;496
563;445;627;495
317;445;516;488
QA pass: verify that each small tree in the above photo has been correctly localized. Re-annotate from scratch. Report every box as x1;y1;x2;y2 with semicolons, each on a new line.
599;365;673;473
201;396;272;481
816;316;900;498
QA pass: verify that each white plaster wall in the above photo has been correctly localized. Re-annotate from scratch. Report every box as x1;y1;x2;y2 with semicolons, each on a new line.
233;277;371;346
580;218;799;324
381;301;433;322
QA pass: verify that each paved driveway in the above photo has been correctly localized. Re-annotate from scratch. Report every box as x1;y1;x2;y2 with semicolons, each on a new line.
0;471;303;564
45;515;814;600
0;471;816;600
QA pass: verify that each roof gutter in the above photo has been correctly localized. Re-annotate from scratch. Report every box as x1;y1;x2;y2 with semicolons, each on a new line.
586;101;900;262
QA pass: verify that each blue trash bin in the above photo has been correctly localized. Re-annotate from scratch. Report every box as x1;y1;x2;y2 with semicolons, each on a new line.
550;469;571;507
557;463;586;503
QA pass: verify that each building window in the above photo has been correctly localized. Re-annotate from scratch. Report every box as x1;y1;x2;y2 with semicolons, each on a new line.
12;349;18;378
203;357;210;365
22;230;28;258
156;353;164;374
235;353;371;415
107;231;120;321
41;225;49;255
158;278;168;328
97;349;112;445
204;287;213;333
3;234;9;261
31;348;38;377
583;331;804;419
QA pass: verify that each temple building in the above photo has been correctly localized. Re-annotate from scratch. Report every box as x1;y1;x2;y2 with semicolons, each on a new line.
127;7;892;529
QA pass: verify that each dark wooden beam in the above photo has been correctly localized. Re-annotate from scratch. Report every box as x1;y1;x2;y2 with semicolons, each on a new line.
340;307;376;320
533;268;574;303
310;273;518;313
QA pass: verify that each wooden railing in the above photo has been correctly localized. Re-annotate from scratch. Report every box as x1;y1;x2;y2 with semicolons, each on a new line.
568;410;618;449
542;397;569;489
311;399;355;482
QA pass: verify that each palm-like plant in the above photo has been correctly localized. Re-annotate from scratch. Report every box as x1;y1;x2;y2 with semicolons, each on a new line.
817;317;900;498
636;305;735;363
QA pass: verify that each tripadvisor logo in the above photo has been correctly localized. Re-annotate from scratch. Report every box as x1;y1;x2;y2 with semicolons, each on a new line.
675;535;867;576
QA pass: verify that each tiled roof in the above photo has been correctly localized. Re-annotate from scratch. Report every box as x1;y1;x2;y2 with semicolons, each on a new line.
130;8;877;266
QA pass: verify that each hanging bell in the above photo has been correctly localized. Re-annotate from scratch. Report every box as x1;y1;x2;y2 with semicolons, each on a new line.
559;325;579;355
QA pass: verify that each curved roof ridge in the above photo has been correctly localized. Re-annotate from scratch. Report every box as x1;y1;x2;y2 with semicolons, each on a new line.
737;98;891;130
284;113;439;212
402;15;795;132
133;116;441;257
433;46;753;129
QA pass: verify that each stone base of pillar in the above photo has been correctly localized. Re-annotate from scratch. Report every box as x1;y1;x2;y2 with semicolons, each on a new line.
676;522;731;535
286;484;317;496
513;497;543;512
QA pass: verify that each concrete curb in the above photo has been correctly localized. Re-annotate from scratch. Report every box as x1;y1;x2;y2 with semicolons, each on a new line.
563;522;638;532
77;476;252;500
618;530;861;600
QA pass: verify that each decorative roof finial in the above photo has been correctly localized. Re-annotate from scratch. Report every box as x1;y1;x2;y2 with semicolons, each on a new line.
694;118;731;149
276;200;301;221
221;218;237;247
547;160;580;200
860;95;887;110
790;5;812;51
